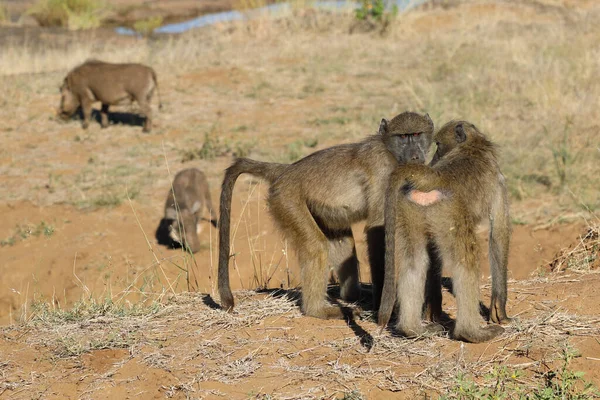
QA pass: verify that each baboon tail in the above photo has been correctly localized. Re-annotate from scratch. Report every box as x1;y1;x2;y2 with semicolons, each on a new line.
377;174;403;330
218;158;287;311
151;68;163;110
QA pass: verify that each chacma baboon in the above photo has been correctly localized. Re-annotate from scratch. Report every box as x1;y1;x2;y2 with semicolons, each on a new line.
378;120;511;343
58;60;162;132
162;168;218;253
219;111;435;319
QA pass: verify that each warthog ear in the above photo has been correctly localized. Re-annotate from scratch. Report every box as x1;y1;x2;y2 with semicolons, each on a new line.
191;201;201;214
165;207;178;220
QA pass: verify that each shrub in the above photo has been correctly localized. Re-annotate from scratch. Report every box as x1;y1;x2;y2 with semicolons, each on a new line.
133;15;163;36
27;0;107;29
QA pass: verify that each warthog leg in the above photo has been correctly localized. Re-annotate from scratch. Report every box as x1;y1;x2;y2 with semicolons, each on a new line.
100;104;109;128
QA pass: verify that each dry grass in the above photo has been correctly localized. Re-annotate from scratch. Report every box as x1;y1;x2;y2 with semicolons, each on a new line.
548;222;600;273
3;274;600;398
0;1;598;221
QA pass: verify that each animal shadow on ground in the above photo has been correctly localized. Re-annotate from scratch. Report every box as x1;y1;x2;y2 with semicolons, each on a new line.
67;107;147;128
257;285;374;350
202;295;222;310
155;217;218;250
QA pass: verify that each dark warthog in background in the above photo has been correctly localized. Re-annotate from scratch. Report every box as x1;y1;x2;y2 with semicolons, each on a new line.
157;168;218;253
58;59;162;132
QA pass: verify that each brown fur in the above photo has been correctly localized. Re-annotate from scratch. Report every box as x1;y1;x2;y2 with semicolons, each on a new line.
58;59;162;132
164;168;218;253
379;120;511;343
218;112;434;318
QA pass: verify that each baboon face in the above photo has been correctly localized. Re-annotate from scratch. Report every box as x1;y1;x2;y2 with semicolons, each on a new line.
58;80;79;119
168;210;201;253
431;120;478;165
380;112;434;164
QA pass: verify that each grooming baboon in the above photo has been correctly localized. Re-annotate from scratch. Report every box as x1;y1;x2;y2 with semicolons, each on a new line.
219;112;434;318
162;168;218;253
58;60;162;132
378;120;511;343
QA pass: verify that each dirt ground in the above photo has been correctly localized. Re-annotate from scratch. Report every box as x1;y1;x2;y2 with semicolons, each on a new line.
1;0;599;398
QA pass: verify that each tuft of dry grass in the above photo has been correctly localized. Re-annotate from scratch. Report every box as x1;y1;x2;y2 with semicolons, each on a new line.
548;223;600;273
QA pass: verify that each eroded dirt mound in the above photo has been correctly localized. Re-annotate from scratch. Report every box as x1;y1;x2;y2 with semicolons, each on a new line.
547;225;600;273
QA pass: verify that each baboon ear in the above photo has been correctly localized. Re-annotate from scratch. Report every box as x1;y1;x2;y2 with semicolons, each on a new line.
165;207;178;220
425;113;433;127
454;123;467;143
191;201;201;214
378;119;388;135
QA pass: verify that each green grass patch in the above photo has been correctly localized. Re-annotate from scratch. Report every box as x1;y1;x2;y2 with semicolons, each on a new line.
27;0;107;29
1;221;55;246
441;346;600;399
133;15;163;36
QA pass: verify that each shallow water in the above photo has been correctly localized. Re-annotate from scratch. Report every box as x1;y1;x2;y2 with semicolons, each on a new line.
115;0;424;35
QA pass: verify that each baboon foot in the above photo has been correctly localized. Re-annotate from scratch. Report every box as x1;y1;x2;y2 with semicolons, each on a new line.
489;302;512;324
490;313;513;325
82;122;89;129
143;126;151;133
400;322;445;338
454;324;504;343
304;305;353;320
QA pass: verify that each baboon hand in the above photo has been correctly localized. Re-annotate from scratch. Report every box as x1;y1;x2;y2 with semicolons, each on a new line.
407;189;446;206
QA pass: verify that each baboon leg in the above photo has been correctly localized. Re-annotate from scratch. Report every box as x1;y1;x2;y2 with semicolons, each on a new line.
100;103;109;128
269;198;344;320
396;232;442;337
440;227;504;343
81;98;93;130
395;208;443;337
327;228;360;303
424;239;442;322
366;225;385;310
139;100;152;133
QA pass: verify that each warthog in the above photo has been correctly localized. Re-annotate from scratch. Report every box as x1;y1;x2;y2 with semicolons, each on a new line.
163;168;218;253
58;59;162;132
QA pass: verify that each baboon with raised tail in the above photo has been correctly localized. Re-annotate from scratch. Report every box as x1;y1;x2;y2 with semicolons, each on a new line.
219;111;435;319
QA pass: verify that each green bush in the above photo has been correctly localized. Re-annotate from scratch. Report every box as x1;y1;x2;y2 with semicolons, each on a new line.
354;0;397;22
27;0;107;29
133;15;163;36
